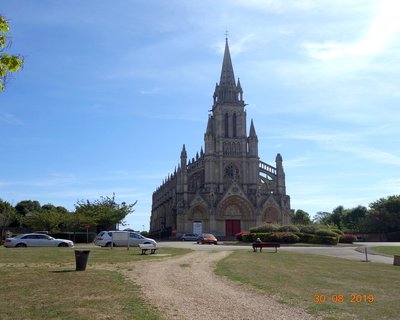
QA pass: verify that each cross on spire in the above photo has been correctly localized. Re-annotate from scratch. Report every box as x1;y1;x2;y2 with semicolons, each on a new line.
225;30;229;40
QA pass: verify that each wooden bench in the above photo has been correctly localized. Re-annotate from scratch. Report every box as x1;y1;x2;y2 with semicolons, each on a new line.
252;242;280;253
139;243;157;255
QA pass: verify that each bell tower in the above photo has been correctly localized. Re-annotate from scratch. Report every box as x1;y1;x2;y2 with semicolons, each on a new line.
204;38;259;193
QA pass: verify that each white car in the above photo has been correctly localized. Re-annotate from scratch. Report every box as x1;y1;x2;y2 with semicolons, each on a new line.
4;233;74;248
94;231;156;247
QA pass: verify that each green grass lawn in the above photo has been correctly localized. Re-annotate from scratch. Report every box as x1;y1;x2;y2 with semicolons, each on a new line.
0;246;190;320
215;250;400;320
370;246;400;256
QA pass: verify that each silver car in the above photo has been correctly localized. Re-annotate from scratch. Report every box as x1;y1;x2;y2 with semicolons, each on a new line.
94;231;156;247
180;233;200;241
3;233;74;248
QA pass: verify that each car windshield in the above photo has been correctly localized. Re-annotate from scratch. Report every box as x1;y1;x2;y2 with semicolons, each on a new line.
204;234;214;238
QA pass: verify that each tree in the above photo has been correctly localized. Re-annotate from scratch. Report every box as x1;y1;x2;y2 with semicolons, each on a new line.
331;206;345;229
291;209;312;225
342;205;367;232
0;199;17;239
366;195;400;236
313;211;332;225
74;194;137;231
15;200;41;217
0;15;24;91
22;208;64;233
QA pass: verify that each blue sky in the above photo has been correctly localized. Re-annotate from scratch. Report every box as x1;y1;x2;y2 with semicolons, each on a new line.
1;0;399;231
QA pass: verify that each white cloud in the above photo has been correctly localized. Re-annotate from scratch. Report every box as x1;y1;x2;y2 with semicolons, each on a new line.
303;0;400;60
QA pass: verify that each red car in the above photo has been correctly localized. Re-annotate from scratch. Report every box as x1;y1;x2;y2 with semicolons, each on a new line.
197;233;218;245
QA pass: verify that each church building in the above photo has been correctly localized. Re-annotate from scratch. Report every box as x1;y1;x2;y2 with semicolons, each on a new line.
150;39;291;239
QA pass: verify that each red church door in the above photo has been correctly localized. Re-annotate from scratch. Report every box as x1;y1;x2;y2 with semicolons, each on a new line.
225;220;241;237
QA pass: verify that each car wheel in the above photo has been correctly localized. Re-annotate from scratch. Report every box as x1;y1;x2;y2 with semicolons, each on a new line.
58;243;68;247
15;243;27;248
105;242;114;247
182;238;185;241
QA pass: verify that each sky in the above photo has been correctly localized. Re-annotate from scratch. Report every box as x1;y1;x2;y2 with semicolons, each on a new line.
1;0;400;231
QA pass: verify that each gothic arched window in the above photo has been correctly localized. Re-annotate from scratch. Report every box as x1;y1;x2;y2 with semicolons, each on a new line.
233;113;237;137
224;113;229;138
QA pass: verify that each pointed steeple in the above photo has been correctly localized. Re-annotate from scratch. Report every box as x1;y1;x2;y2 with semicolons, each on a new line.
219;38;236;89
214;38;241;104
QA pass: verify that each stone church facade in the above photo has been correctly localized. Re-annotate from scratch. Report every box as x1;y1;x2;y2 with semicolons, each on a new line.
150;39;291;239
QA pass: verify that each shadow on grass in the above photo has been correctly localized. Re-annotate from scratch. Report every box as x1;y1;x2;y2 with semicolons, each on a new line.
50;270;78;273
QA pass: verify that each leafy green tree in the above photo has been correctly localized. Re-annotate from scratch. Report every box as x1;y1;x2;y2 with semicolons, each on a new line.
22;208;64;233
291;209;312;225
342;205;367;232
0;199;17;238
313;211;332;225
331;205;345;229
74;194;137;231
0;15;24;91
15;200;41;217
366;195;400;236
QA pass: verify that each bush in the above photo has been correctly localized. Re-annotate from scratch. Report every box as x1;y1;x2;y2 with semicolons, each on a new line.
330;228;344;235
299;225;318;234
278;225;300;232
315;229;338;237
313;235;338;245
250;224;279;233
242;232;299;244
235;231;250;241
339;235;357;243
242;233;257;242
297;232;315;243
270;232;299;244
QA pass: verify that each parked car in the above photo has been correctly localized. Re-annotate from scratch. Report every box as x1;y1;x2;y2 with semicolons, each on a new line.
197;233;218;245
94;231;156;247
180;233;200;241
3;233;74;248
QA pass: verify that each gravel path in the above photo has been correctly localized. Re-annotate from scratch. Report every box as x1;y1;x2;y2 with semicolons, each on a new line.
124;251;318;320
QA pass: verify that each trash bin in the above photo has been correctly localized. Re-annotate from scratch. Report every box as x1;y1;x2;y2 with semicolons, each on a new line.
75;250;90;271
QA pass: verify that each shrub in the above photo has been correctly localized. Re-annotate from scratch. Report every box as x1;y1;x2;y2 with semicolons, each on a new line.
299;225;318;234
330;228;344;235
297;232;315;243
250;224;279;233
314;235;338;245
339;235;357;243
270;232;299;244
315;229;338;237
278;225;300;232
235;231;249;241
242;233;257;242
242;232;299;244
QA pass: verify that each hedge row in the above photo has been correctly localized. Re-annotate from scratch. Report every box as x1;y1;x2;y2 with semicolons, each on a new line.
241;231;339;245
243;232;300;244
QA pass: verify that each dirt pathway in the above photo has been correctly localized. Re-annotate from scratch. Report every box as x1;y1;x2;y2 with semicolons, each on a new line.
124;251;318;320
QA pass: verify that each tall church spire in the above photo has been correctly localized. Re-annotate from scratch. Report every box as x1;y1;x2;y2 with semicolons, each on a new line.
213;38;241;104
219;38;236;90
